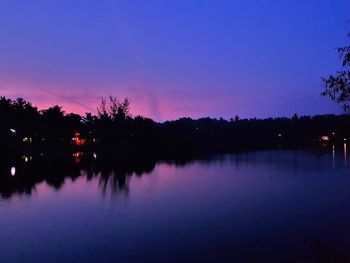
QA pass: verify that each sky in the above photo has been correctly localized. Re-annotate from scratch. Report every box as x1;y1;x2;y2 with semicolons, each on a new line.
0;0;349;121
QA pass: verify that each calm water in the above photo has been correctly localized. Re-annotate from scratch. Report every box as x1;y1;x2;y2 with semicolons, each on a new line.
1;149;350;262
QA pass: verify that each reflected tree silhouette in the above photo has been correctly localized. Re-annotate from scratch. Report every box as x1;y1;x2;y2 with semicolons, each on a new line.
0;152;157;199
0;148;344;200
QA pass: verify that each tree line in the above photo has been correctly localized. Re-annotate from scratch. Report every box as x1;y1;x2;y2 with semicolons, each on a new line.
0;96;349;155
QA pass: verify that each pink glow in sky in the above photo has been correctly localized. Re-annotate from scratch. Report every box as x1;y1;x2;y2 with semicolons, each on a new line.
0;71;342;121
0;1;348;121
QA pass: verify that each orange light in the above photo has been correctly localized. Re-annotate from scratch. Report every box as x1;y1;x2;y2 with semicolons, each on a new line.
320;136;329;142
71;132;87;146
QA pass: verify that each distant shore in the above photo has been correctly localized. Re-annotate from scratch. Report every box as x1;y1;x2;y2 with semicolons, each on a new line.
1;97;349;159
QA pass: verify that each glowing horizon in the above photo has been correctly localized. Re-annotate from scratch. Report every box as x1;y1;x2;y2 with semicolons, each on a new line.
0;1;349;121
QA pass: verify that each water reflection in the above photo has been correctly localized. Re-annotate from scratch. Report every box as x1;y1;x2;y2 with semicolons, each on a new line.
0;152;158;199
332;145;335;168
1;149;350;262
10;166;16;176
345;143;347;167
0;147;348;200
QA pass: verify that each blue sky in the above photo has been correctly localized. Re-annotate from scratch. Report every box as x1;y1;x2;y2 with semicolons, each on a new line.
0;0;349;120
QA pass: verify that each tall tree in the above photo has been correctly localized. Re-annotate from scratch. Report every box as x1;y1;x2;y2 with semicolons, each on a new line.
322;32;350;110
97;97;109;122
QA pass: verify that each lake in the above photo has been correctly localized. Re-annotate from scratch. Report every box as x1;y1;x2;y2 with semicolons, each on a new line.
1;149;350;262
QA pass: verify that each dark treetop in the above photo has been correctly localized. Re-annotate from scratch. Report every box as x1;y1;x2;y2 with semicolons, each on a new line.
0;96;349;156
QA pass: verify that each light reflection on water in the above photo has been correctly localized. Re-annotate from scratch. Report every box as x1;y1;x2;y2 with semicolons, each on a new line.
10;166;16;176
344;143;347;167
0;150;350;262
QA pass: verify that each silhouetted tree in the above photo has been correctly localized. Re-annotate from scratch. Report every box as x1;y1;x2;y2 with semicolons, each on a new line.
292;113;299;121
1;95;350;155
322;32;350;110
41;105;65;120
97;97;109;122
108;96;131;122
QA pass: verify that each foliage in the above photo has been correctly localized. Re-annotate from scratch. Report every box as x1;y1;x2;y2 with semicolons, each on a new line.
97;96;130;122
322;33;350;110
1;96;350;154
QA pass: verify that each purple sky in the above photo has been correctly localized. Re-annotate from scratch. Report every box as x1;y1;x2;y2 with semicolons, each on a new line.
0;0;349;120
